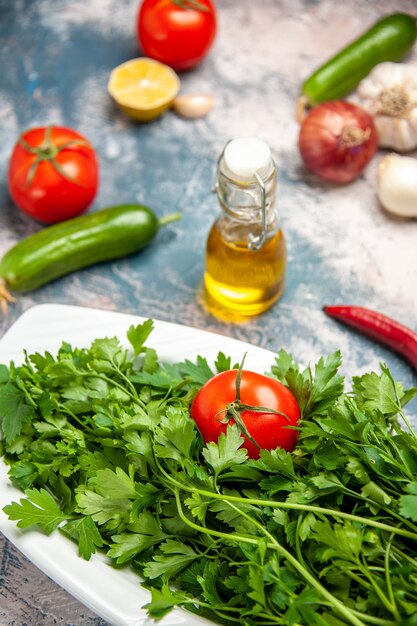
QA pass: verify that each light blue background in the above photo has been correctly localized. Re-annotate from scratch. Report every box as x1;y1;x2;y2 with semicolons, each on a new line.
0;0;417;623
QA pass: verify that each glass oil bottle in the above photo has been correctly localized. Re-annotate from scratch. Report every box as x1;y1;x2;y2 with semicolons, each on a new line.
204;137;287;321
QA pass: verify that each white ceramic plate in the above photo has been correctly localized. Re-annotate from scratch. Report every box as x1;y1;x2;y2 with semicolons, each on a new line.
0;304;277;626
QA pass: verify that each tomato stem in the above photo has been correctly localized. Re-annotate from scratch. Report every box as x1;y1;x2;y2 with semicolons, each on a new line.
171;0;210;12
238;403;290;418
234;353;247;402
226;403;262;451
218;353;292;451
18;126;91;189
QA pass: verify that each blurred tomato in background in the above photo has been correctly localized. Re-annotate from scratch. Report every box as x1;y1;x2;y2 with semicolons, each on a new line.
8;126;99;224
137;0;217;71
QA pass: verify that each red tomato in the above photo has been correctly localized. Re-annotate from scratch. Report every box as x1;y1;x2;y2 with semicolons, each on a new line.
8;126;99;224
137;0;217;71
190;370;300;459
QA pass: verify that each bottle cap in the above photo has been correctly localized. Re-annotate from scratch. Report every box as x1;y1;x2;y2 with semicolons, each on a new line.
223;137;273;182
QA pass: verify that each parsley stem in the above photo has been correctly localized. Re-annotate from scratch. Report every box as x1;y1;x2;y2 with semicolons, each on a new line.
398;406;417;441
18;380;38;408
185;601;286;624
113;362;140;400
174;488;367;626
58;404;95;434
182;599;243;616
384;535;399;621
391;545;417;570
345;570;372;590
358;556;396;617
178;479;417;542
386;366;417;441
294;515;313;578
158;456;417;551
81;371;145;406
186;593;300;624
350;611;397;626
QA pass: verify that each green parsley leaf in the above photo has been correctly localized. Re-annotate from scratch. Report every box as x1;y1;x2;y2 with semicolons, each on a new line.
88;466;136;500
198;561;227;607
209;488;255;528
153;408;197;461
0;364;9;383
352;369;401;414
61;516;103;560
143;540;199;580
184;491;210;522
3;488;67;534
8;460;38;490
179;356;215;385
143;584;189;620
90;337;124;364
131;483;161;519
310;352;344;409
45;358;79;382
75;489;131;525
127;320;154;356
271;350;344;418
129;370;176;389
0;383;35;444
361;480;392;507
202;424;247;477
3;324;417;625
108;512;168;564
255;447;296;478
399;494;417;521
214;352;233;372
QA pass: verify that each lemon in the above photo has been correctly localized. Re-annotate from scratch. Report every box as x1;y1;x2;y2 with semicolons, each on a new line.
107;58;180;122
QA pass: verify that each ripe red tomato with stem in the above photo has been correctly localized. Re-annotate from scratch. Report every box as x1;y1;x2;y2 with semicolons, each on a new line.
190;364;300;459
137;0;217;71
8;126;99;224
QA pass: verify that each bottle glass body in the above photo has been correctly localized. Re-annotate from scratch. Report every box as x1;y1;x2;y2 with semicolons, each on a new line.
204;154;286;321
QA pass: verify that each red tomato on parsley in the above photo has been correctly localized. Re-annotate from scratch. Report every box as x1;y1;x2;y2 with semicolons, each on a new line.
137;0;217;71
191;370;300;459
8;126;99;224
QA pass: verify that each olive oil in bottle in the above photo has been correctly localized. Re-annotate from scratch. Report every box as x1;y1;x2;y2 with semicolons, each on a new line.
204;137;287;321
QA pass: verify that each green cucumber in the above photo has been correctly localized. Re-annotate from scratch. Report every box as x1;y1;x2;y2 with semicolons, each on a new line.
0;204;180;295
301;13;417;107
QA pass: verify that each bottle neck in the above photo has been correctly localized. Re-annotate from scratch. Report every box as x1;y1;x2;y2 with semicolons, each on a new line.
215;154;279;250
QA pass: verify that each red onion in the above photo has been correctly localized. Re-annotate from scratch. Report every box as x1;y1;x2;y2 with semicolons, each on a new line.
298;101;378;183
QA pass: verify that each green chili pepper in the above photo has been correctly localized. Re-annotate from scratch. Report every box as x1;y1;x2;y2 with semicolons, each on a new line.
0;205;180;309
300;13;417;111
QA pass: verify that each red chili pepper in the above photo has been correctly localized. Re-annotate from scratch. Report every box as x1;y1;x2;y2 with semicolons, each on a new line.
323;305;417;372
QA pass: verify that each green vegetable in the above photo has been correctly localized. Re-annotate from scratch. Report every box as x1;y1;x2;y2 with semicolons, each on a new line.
1;321;417;625
0;204;180;299
301;13;417;109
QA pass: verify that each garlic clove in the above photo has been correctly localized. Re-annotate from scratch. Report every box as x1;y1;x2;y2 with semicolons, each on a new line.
172;94;214;119
377;153;417;218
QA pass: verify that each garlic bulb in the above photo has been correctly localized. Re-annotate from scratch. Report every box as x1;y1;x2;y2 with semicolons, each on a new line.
377;153;417;218
355;62;417;152
172;94;214;119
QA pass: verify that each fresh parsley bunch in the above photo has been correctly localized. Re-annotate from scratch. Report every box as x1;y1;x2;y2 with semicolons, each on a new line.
1;320;417;626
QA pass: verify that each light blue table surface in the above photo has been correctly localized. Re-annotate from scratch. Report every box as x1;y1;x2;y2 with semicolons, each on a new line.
0;0;417;624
